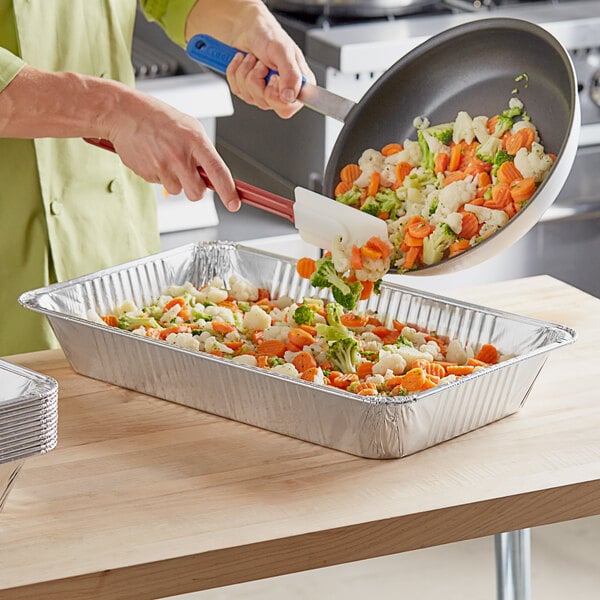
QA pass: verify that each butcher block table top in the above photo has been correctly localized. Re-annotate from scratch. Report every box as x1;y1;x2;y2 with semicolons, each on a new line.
1;275;599;600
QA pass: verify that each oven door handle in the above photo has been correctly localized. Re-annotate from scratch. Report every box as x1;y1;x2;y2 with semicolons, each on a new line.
540;203;600;223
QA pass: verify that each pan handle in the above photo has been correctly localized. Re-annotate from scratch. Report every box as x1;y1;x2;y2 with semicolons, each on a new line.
83;138;295;223
186;34;307;87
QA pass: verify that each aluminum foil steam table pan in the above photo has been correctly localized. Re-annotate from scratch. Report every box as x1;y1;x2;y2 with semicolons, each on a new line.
0;360;59;511
19;243;575;459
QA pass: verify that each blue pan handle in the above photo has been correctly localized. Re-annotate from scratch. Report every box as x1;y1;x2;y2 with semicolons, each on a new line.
186;34;306;86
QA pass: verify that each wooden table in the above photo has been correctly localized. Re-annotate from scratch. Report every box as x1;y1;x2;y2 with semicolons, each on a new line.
1;276;600;600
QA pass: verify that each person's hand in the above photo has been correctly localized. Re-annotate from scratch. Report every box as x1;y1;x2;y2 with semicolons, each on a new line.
107;89;241;211
225;3;316;119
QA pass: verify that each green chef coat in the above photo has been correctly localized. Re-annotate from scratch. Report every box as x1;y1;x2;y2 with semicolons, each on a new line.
0;0;197;356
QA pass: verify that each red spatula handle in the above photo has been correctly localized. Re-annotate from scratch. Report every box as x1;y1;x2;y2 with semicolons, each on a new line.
83;138;295;223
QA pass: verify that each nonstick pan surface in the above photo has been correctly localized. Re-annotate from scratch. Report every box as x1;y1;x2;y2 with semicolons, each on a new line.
323;18;580;275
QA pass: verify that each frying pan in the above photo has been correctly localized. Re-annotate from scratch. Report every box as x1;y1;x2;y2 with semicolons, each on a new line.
321;17;580;275
187;18;579;275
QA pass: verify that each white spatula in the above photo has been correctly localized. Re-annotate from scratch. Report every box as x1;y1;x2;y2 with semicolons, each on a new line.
84;138;389;251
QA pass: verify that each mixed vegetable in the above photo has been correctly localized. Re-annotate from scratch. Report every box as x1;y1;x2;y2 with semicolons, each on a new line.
92;275;509;398
297;93;556;311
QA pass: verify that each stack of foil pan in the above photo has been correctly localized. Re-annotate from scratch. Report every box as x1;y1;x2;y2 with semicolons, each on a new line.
0;360;58;510
18;242;575;459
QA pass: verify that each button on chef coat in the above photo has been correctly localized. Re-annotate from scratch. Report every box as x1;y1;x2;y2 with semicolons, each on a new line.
0;0;196;356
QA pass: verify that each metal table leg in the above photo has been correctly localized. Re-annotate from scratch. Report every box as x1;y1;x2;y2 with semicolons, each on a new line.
495;529;532;600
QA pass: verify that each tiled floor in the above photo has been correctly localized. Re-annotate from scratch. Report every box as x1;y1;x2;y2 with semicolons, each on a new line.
168;516;600;599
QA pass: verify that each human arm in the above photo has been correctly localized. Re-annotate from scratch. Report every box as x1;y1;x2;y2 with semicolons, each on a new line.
141;0;315;119
0;49;240;210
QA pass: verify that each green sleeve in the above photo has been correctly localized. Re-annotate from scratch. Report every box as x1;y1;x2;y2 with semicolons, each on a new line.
139;0;199;47
0;47;25;93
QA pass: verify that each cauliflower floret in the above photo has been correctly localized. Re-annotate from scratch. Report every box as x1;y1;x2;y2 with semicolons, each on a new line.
160;304;183;325
445;339;469;365
420;341;444;361
400;326;427;347
372;351;407;376
438;374;457;385
380;163;397;188
514;142;553;183
164;281;200;298
360;334;382;348
365;373;385;388
387;344;434;369
114;300;138;317
445;211;463;235
242;304;271;332
472;115;491;143
228;274;259;302
271;363;300;378
204;305;235;324
464;203;509;238
422;130;450;158
453;111;475;144
263;325;290;342
273;295;294;309
331;235;351;273
430;178;477;225
509;97;524;111
132;326;147;336
354;149;385;187
355;254;390;282
195;285;229;305
232;354;257;367
383;139;422;168
204;335;234;354
165;332;201;352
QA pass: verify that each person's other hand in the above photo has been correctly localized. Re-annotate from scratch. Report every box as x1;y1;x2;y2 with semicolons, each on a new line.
225;3;316;119
108;90;241;211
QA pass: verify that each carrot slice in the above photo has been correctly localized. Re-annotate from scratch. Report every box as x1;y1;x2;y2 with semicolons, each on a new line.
351;245;363;270
496;161;523;185
212;320;236;334
400;367;428;391
394;162;412;187
403;232;424;247
448;143;463;171
335;181;353;196
406;219;433;239
101;315;118;327
505;128;535;155
510;177;536;203
341;313;369;328
292;351;317;373
459;211;479;240
403;246;420;269
486;115;500;135
340;163;362;184
381;143;403;156
163;297;186;312
356;361;374;379
359;279;374;301
365;236;392;259
296;256;317;279
476;343;499;364
448;239;471;258
360;245;382;260
367;172;380;197
256;339;286;357
484;182;512;210
288;328;315;348
443;171;467;186
434;152;449;174
445;364;475;376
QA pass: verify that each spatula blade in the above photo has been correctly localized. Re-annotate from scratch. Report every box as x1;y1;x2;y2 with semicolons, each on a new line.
293;187;389;251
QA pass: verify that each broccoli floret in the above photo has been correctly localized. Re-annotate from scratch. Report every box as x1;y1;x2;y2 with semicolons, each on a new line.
268;357;285;367
335;185;362;207
117;314;160;331
360;197;380;217
310;256;351;296
476;136;503;163
424;122;454;146
316;302;350;342
491;149;514;177
502;105;523;119
332;280;363;311
142;305;163;320
429;196;439;216
191;307;213;321
237;301;251;313
373;278;383;295
395;335;414;347
417;130;435;171
375;188;401;219
422;223;457;265
293;304;315;326
494;115;513;137
327;337;360;374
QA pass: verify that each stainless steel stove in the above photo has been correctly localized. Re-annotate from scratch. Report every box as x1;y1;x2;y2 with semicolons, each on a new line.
214;0;600;296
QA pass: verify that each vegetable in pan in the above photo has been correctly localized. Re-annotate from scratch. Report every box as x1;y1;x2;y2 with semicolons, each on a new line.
298;94;556;310
94;277;511;398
